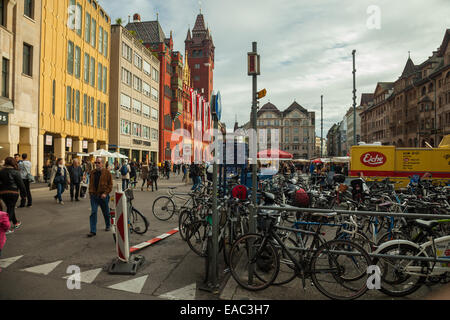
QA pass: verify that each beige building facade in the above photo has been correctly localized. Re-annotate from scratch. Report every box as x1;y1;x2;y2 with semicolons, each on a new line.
109;25;159;163
0;0;41;176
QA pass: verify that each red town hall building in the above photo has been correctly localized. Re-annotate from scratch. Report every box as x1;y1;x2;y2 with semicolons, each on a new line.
126;13;214;163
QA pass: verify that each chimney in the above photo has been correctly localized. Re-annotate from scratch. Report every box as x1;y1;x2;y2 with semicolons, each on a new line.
133;13;141;22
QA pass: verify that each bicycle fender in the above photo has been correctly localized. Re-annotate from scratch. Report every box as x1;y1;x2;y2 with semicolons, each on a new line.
374;239;422;255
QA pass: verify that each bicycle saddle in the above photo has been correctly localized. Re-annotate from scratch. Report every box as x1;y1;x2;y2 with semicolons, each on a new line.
312;212;337;219
413;219;439;230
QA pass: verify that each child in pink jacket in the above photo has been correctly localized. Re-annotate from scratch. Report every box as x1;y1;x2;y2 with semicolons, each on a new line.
0;211;11;272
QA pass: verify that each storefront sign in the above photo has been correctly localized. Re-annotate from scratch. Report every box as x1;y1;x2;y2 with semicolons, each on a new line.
66;137;72;148
360;152;386;167
143;141;151;146
82;141;88;149
133;139;142;145
0;112;8;125
45;135;53;146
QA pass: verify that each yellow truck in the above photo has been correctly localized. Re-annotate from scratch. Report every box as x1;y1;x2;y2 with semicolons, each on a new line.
350;142;450;188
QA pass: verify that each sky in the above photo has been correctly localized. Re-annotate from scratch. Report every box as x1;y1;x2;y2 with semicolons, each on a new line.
99;0;450;138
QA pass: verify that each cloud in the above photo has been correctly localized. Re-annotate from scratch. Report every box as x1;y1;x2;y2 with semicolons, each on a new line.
99;0;450;138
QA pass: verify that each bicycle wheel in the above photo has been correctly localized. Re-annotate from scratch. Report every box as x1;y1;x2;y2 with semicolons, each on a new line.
152;196;176;221
178;209;194;241
273;235;299;286
311;239;371;300
130;207;149;235
185;220;208;257
228;233;279;291
372;243;426;297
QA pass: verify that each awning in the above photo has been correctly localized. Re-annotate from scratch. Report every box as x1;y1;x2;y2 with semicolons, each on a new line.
0;96;14;113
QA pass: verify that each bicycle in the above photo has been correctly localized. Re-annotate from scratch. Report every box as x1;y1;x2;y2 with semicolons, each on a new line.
152;186;199;221
228;210;372;300
124;188;149;235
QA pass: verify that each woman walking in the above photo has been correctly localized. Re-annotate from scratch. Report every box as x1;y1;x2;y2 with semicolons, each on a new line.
0;157;26;233
49;158;70;204
149;162;159;192
140;162;150;191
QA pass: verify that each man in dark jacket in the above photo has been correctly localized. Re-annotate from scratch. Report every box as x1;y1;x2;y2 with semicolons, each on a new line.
69;159;83;201
87;157;113;237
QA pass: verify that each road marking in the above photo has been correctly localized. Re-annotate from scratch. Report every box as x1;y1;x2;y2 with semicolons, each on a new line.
108;275;149;294
21;260;63;275
159;283;197;300
0;255;24;268
62;267;103;284
129;227;179;253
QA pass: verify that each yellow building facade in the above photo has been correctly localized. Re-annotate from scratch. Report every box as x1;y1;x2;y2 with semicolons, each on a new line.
39;0;110;170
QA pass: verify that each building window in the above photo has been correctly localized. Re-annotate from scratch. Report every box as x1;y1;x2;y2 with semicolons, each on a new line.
90;57;95;86
90;18;96;47
122;42;132;61
194;76;200;81
85;12;91;43
134;53;142;69
97;100;101;127
0;0;5;27
74;46;81;78
132;123;142;137
24;0;33;19
103;66;107;93
74;90;80;122
84;53;89;83
75;4;82;36
120;93;131;110
97;62;102;91
98;26;103;54
67;41;74;75
83;94;88;124
132;99;141;114
151;87;159;102
151;108;158;121
121;67;131;86
143;60;151;75
66;86;72;120
151;128;158;141
90;97;94;126
120;119;130;135
103;30;108;58
142;104;150;118
143;126;150;140
133;75;142;92
23;43;33;76
152;67;159;82
102;103;106;129
143;82;150;97
195;64;200;69
1;58;9;98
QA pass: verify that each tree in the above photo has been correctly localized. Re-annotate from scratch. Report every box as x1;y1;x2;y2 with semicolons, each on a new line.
115;18;123;25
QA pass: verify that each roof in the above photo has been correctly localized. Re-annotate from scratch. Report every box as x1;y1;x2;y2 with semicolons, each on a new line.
193;14;206;32
125;21;166;44
401;57;416;78
360;93;374;106
283;101;308;116
257;102;281;117
437;29;450;57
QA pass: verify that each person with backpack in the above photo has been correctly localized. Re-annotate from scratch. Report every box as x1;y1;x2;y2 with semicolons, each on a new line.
129;161;137;189
120;160;131;191
0;157;26;234
49;158;70;205
149;162;159;192
18;153;33;208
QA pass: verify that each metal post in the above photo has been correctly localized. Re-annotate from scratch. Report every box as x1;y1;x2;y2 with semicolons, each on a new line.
249;41;258;284
352;50;357;147
321;95;323;158
210;113;219;288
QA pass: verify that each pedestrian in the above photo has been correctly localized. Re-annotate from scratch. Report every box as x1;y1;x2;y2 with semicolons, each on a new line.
140;162;149;191
43;159;51;183
120;159;131;191
190;163;201;190
0;157;26;234
182;164;187;183
149;162;159;192
49;158;70;205
129;161;137;189
0;210;11;271
87;157;112;237
18;153;33;208
68;158;83;201
164;161;170;179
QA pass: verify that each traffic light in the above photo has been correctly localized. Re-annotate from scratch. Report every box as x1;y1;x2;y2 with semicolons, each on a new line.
256;89;267;100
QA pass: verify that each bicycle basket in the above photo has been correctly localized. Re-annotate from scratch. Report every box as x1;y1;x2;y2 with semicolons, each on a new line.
124;188;134;201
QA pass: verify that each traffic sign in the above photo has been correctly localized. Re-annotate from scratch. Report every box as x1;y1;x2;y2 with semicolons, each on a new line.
256;89;267;100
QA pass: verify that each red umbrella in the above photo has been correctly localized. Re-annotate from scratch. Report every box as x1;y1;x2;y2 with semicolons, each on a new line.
257;149;293;159
312;159;323;164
